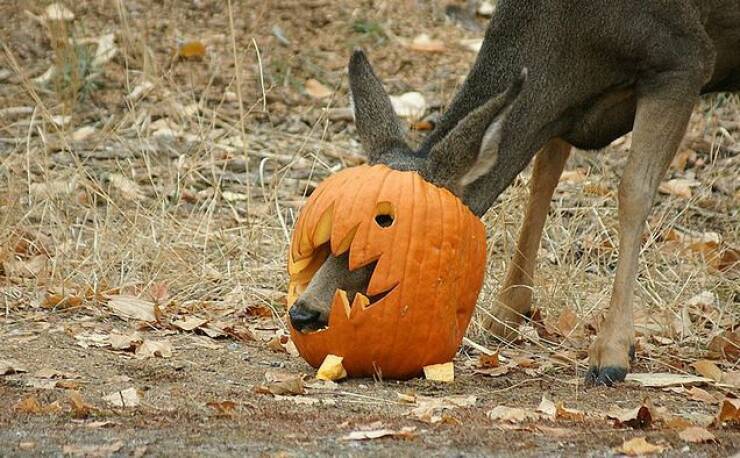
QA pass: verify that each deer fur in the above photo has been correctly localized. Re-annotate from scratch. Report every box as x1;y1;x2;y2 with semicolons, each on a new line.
290;0;740;386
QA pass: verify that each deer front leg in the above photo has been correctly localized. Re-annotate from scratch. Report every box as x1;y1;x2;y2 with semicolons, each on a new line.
483;138;571;341
587;87;698;386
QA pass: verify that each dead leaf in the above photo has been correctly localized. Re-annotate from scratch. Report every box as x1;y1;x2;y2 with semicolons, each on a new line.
389;92;427;120
107;173;144;201
135;339;173;359
410;395;476;424
206;400;237;417
477;352;499;368
103;387;140;408
536;396;557;418
626;372;711;387
554;306;580;337
408;33;446;52
722;371;740;388
678;426;716;443
316;354;347;381
305;79;333;99
2;255;47;279
716;397;740;423
659;178;699;199
67;391;93;419
147;282;170;304
341;427;416;441
171;316;208;332
0;359;28;375
686;387;719;404
607;404;652;429
45;3;74;21
487;406;543;423
106;295;156;322
691;360;723;382
109;331;142;351
13;396;43;414
707;330;740;362
178;41;206;59
560;168;587;183
256;371;305;396
555;401;585;422
423;362;454;382
615;437;665;456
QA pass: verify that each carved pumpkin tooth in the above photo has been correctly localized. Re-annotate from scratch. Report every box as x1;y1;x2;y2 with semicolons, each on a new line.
353;292;370;309
312;206;333;246
336;289;351;319
333;225;357;256
288;254;314;274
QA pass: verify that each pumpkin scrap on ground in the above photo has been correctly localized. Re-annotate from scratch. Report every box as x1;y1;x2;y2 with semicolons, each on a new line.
287;165;486;379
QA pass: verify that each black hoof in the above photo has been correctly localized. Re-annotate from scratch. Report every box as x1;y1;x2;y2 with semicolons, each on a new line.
585;366;628;386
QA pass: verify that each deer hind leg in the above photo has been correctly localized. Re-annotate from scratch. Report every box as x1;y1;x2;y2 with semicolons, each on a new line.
586;79;700;386
483;138;571;341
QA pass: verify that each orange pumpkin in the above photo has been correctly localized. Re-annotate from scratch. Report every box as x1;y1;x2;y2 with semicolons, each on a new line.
287;164;486;379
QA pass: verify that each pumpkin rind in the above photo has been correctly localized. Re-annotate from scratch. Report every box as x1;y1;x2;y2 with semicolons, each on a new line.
287;164;486;379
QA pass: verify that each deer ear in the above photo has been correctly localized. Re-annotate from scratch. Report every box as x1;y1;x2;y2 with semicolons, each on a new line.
349;49;411;164
424;69;527;196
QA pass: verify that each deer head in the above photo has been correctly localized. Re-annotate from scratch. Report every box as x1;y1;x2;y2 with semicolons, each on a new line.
289;49;525;332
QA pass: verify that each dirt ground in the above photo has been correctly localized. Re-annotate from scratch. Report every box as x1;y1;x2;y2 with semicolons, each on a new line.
1;1;739;456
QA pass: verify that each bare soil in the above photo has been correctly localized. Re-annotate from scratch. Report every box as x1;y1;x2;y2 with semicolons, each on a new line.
1;1;738;456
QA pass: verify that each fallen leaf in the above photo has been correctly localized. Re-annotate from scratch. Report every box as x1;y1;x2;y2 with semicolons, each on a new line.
659;178;699;199
171;316;208;332
626;372;711;387
0;359;28;375
389;92;427;120
615;436;665;456
178;41;206;59
560;168;587;183
487;406;543;423
106;295;156;322
13;396;43;414
460;38;483;52
45;3;74;21
408;33;446;52
707;330;740;362
473;365;510;377
135;340;173;359
423;362;454;382
316;354;347;381
722;371;740;388
410;395;476;424
686;387;719;404
716;397;740;423
691;360;723;382
67;391;93;419
206;400;237;417
103;387;140;408
477;352;499;368
109;331;142;351
305;79;333;99
607;404;652;429
555;401;585;422
678;426;716;443
107;174;144;201
74;332;110;349
477;1;495;15
256;371;305;396
341;427;416;441
536;396;557;418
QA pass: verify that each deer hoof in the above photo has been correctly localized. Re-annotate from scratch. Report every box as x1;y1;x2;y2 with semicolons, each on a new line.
585;340;635;387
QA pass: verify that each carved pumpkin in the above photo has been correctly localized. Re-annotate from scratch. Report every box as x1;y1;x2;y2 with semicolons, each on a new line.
286;164;486;379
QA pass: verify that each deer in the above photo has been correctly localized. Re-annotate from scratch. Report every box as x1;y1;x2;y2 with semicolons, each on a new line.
289;0;740;385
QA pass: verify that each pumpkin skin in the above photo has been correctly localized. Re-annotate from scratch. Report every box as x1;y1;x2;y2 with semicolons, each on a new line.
287;164;486;379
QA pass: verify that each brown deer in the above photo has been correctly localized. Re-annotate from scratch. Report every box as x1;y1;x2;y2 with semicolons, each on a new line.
289;0;740;385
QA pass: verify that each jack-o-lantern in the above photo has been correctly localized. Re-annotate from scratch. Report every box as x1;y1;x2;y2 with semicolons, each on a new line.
287;164;486;379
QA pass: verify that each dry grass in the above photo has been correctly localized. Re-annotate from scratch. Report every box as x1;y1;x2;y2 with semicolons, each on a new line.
1;1;738;373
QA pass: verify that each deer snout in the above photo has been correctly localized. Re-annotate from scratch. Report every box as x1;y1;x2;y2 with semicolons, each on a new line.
289;299;327;332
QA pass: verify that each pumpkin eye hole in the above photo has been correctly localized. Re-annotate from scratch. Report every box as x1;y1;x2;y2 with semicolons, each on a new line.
375;202;394;228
